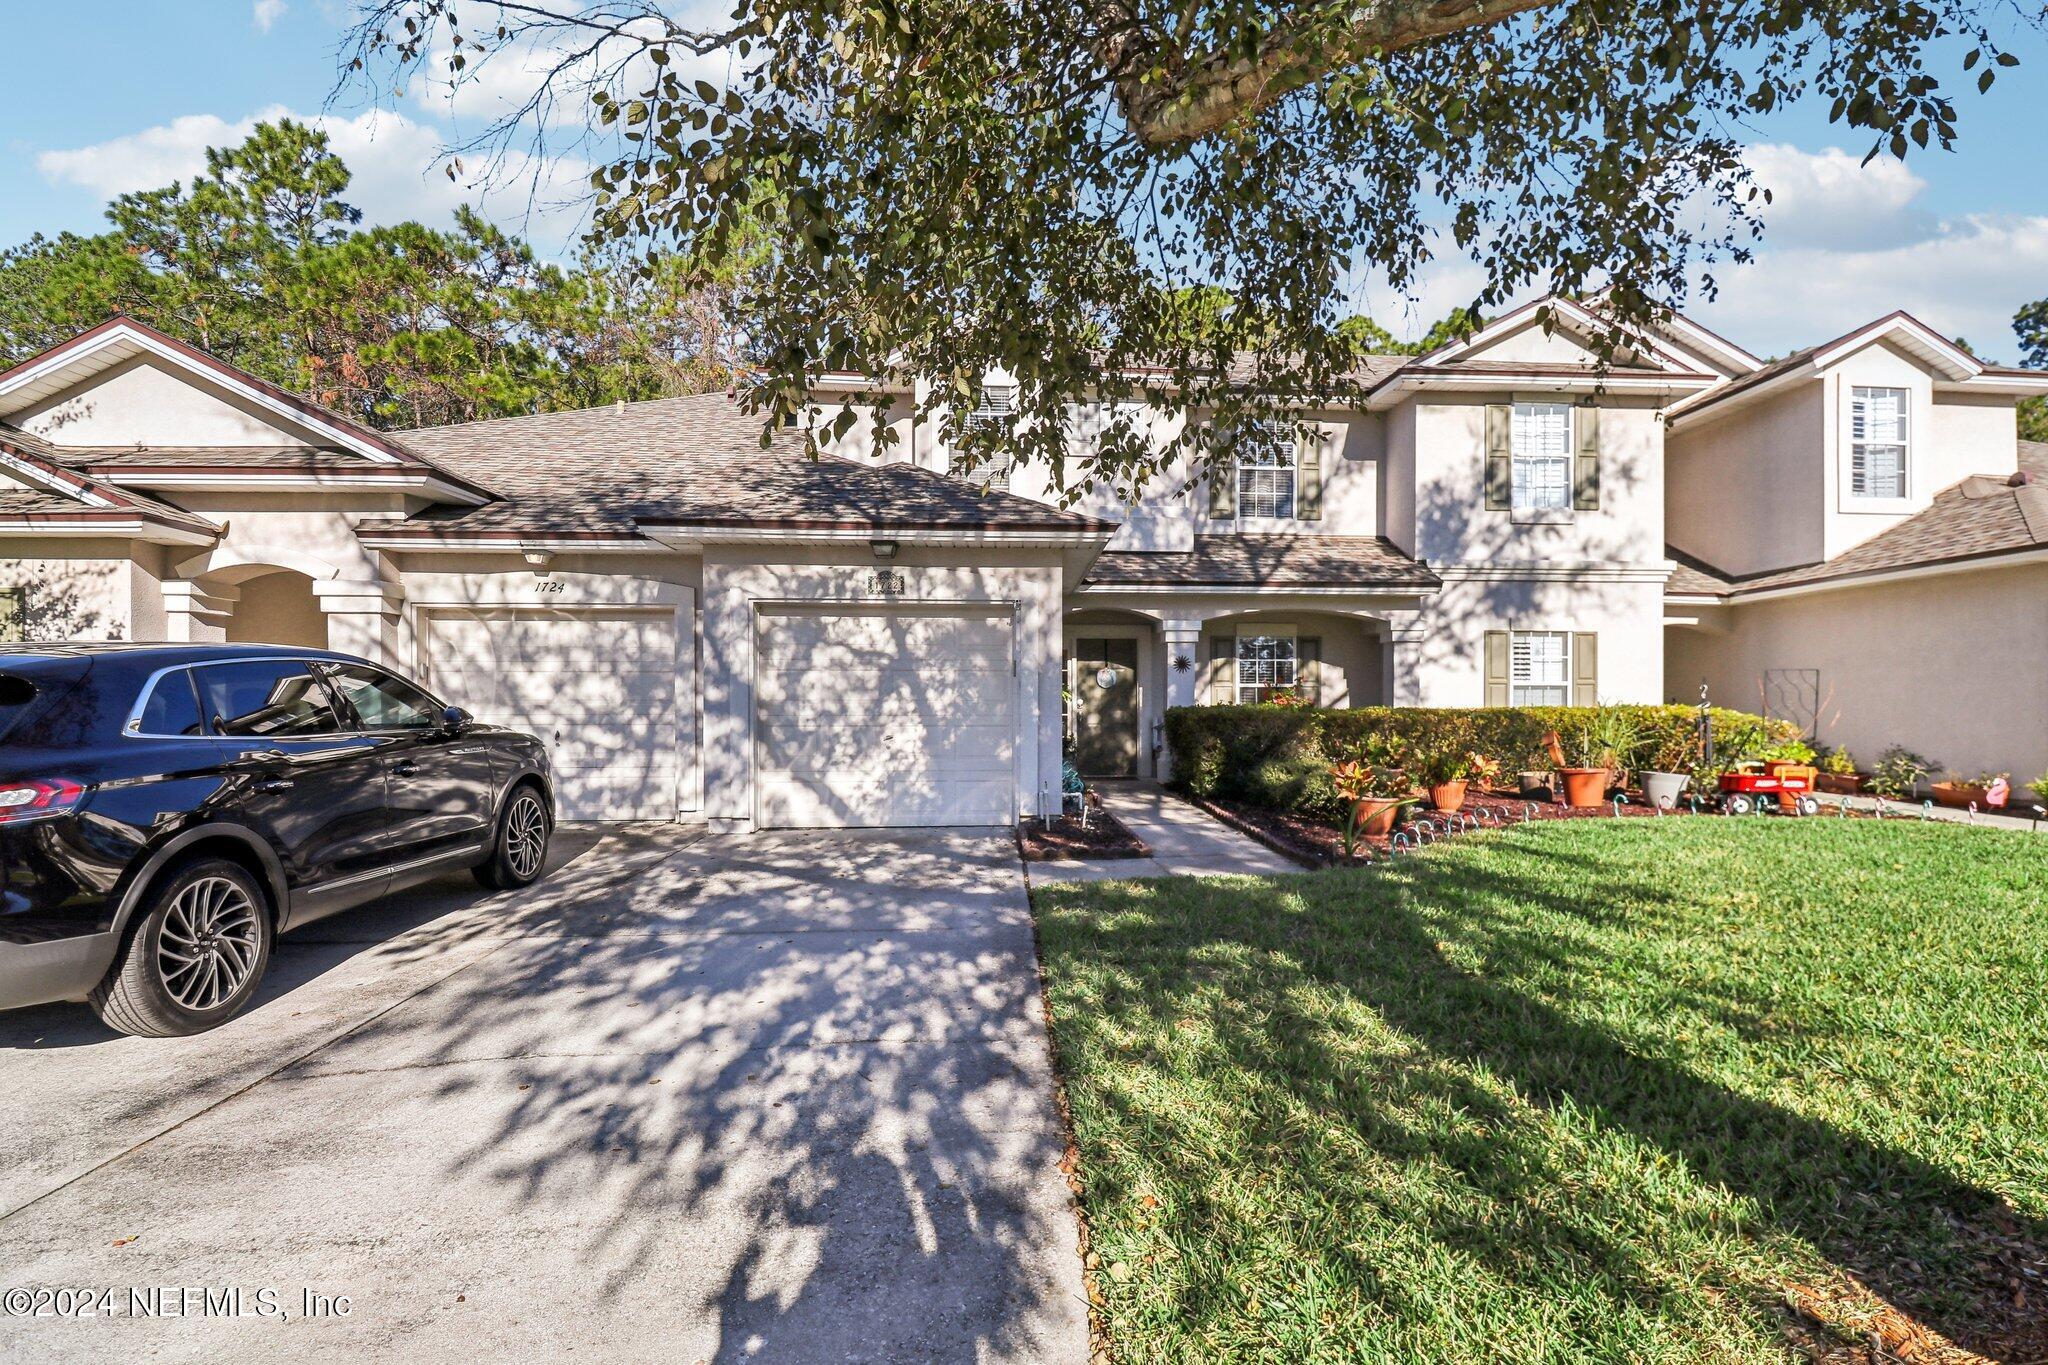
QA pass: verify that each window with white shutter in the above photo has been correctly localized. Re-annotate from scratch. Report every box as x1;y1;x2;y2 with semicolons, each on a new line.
1849;386;1908;500
1509;630;1570;707
1511;403;1572;514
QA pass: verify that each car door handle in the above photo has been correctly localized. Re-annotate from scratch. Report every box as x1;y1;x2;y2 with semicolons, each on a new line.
392;763;422;777
259;779;294;793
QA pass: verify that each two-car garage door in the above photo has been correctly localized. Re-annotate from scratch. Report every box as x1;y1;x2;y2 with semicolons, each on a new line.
427;608;683;822
423;602;1017;828
754;606;1016;828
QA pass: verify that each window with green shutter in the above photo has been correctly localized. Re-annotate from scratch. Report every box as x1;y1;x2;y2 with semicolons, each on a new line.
0;588;21;643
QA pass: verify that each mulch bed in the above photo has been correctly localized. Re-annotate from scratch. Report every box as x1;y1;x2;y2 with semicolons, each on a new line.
1016;808;1152;861
1190;788;1876;868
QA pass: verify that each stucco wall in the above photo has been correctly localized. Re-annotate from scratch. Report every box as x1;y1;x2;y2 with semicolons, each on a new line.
0;541;154;641
699;544;1064;826
1666;381;1826;578
225;570;329;648
14;356;321;447
1399;394;1664;567
1410;571;1666;706
1667;562;2048;788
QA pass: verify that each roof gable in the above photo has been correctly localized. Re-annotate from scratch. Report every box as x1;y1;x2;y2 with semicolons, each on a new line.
1418;296;1700;374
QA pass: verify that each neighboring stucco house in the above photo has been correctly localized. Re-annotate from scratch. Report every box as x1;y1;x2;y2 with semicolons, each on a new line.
3;304;2043;826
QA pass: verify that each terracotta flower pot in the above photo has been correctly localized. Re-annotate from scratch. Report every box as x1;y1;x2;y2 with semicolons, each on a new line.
1815;772;1867;795
1352;797;1406;837
1931;781;1988;809
1558;767;1610;809
1428;780;1468;814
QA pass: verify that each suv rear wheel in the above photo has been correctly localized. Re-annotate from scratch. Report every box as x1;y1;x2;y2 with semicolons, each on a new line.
90;858;274;1037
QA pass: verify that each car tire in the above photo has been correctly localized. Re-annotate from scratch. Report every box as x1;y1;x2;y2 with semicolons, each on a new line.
473;784;551;890
90;859;274;1038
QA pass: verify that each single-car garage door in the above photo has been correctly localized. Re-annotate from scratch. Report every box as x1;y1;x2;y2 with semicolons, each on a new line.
755;606;1015;828
427;608;683;822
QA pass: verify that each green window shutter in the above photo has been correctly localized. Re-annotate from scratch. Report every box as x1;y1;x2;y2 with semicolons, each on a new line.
1484;405;1512;511
1297;636;1322;704
1207;454;1236;519
1573;406;1602;511
0;588;19;643
1209;636;1237;704
1483;630;1510;706
1571;632;1599;706
1295;428;1323;521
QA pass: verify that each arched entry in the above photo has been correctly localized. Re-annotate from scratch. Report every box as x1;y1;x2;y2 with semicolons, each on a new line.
223;568;326;649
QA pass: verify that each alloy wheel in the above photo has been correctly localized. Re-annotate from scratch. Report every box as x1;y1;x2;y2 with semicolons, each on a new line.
156;876;262;1011
506;794;548;880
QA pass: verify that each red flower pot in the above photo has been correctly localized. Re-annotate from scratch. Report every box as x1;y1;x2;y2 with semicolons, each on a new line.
1428;780;1468;814
1558;768;1609;809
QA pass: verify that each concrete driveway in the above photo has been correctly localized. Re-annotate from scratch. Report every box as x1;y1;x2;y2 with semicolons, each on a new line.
0;827;1086;1364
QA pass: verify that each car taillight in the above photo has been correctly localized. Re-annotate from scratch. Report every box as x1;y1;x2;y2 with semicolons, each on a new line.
0;779;86;824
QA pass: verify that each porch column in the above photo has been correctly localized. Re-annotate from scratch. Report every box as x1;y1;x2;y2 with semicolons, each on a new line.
1384;615;1427;708
160;582;236;644
1158;618;1204;780
315;579;405;667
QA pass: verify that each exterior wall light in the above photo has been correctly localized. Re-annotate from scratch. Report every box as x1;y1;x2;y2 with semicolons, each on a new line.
869;539;899;560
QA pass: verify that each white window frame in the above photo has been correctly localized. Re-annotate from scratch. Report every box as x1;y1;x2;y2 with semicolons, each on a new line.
1234;422;1298;523
1510;401;1574;522
1235;634;1298;704
1845;384;1911;509
1509;629;1571;708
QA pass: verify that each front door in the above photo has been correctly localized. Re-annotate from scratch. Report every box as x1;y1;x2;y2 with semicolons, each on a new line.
1071;637;1139;777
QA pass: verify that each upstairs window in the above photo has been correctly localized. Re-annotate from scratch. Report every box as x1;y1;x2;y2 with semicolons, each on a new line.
1511;403;1572;513
1509;630;1570;707
965;382;1016;430
952;383;1016;488
1849;386;1908;500
1236;423;1297;520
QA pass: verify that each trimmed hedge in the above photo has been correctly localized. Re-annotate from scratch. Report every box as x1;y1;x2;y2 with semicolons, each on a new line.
1166;704;1799;819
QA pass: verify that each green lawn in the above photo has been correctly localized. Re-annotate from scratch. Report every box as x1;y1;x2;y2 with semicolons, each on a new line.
1031;820;2048;1362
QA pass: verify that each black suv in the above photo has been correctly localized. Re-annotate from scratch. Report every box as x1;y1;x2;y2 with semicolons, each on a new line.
0;643;553;1037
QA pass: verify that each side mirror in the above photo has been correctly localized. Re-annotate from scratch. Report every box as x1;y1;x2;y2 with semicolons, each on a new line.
442;705;473;731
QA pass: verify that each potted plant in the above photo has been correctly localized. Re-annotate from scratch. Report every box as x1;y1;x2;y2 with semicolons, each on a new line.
1518;734;1559;801
1639;721;1700;811
1868;746;1933;801
1412;743;1468;813
1328;733;1413;848
1931;770;2007;809
1815;747;1866;795
1557;707;1641;809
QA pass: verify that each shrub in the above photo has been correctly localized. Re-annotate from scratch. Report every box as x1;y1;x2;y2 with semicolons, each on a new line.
1869;746;1935;800
1166;704;1799;813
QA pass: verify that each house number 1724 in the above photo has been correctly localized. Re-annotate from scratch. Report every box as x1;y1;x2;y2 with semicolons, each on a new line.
532;579;565;594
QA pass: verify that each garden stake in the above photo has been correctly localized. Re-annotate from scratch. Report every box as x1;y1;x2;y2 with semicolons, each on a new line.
1967;801;1978;824
1523;803;1535;823
1390;832;1411;857
1922;800;1934;821
1612;796;1625;819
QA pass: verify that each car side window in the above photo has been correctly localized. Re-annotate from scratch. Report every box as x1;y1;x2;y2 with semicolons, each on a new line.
323;663;439;731
136;670;207;736
193;661;347;738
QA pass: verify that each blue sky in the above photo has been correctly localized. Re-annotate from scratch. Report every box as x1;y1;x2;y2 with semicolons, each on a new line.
3;1;2045;360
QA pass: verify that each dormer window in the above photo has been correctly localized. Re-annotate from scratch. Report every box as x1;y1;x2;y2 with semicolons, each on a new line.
1849;386;1908;501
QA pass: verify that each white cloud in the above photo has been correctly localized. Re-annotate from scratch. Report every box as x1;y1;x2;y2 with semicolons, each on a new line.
252;0;287;33
1690;213;2048;361
1738;143;1936;252
35;107;593;253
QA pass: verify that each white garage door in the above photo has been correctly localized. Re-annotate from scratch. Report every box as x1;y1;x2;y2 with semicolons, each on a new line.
427;608;682;822
756;606;1015;828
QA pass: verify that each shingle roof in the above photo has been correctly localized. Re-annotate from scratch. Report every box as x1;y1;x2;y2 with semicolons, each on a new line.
1084;535;1440;589
1665;547;1734;596
1667;443;2048;598
385;392;1115;538
47;446;370;471
0;423;220;536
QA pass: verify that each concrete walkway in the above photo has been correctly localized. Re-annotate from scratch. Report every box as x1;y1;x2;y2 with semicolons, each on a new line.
1028;781;1302;883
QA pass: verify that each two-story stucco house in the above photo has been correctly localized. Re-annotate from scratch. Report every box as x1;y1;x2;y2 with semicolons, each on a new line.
3;302;2043;828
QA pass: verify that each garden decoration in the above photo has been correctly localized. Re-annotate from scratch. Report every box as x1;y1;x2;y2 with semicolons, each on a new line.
1923;800;1935;820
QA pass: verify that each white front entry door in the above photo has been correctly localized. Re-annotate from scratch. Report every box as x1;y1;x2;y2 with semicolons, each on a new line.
755;606;1016;828
426;608;683;821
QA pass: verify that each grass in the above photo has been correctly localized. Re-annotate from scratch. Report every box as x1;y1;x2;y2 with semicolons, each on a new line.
1031;819;2048;1362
